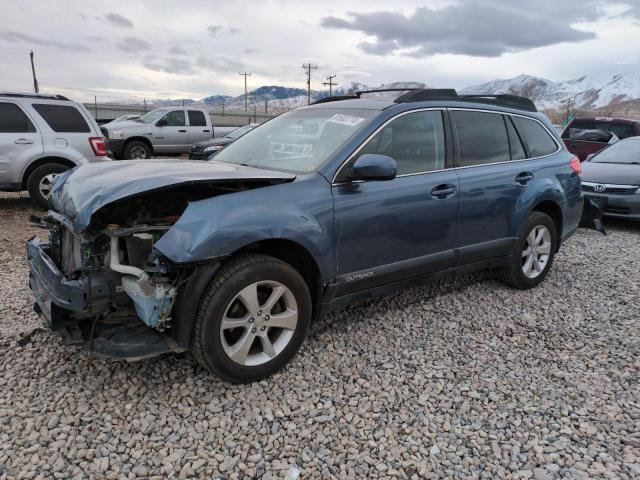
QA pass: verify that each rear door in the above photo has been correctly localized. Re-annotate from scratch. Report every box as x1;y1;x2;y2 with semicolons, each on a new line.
29;101;94;161
187;110;212;143
452;109;534;263
0;101;43;186
332;109;459;295
153;109;189;154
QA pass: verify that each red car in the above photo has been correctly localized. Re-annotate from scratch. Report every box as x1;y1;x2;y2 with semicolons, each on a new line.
561;117;640;161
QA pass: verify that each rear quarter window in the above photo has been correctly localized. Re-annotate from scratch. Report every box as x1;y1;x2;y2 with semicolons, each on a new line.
32;104;91;133
0;102;36;133
512;117;558;157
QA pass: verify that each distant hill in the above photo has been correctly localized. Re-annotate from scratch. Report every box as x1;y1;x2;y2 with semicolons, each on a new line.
461;71;640;110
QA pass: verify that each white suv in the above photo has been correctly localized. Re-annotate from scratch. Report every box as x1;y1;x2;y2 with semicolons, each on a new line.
0;93;110;207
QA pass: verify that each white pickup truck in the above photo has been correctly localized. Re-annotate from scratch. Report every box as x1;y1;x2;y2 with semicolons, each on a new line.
104;107;215;159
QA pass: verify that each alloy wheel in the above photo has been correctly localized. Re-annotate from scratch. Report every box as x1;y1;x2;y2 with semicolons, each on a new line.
220;280;298;366
38;173;57;199
521;225;552;279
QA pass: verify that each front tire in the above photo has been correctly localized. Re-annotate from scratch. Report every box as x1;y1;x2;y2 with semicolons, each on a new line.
123;140;151;159
498;211;557;289
27;163;69;209
192;254;312;383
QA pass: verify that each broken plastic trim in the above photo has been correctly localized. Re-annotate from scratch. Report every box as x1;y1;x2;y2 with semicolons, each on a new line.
579;198;607;235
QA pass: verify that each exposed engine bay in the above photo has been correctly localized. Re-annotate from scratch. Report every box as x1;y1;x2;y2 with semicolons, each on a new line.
28;177;292;359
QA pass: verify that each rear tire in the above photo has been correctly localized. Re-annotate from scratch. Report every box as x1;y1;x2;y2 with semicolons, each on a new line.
498;211;557;289
27;163;69;209
192;254;312;383
123;140;151;160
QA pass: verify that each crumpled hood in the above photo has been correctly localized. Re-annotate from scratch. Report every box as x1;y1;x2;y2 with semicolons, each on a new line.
582;162;640;186
49;160;295;232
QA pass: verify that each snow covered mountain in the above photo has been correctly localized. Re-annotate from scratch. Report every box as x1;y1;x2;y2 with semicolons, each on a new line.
461;72;640;110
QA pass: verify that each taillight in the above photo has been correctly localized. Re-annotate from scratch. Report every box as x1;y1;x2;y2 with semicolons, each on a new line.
89;137;107;157
569;156;581;175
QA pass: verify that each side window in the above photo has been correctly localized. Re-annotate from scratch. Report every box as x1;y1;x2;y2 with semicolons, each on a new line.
505;116;526;160
0;102;36;133
512;116;558;157
188;110;207;127
358;110;445;175
32;104;90;132
453;110;510;167
162;110;186;127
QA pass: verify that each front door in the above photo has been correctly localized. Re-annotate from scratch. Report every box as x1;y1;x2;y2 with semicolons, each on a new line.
332;109;459;295
153;109;189;154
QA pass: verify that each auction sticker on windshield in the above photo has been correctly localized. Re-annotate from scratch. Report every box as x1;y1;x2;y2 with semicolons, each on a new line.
327;114;366;127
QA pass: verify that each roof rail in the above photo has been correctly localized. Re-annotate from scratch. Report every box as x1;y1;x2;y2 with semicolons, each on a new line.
310;95;358;105
355;88;423;98
0;92;70;101
394;90;537;112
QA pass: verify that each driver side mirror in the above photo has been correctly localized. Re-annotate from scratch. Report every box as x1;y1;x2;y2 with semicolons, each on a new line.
350;154;397;181
156;119;168;127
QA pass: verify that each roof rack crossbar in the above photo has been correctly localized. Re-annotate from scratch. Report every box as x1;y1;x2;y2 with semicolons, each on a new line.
355;88;423;98
0;92;70;101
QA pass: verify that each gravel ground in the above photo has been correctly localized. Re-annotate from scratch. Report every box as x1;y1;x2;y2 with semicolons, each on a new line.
0;192;639;479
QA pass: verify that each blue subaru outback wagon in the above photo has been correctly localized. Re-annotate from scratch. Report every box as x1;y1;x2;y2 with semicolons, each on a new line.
27;89;590;382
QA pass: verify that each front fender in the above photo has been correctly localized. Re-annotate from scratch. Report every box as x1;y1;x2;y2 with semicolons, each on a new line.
155;174;334;281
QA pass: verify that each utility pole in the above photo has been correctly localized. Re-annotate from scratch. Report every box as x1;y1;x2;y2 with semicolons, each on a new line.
239;72;251;112
302;63;318;105
29;50;39;93
323;74;338;96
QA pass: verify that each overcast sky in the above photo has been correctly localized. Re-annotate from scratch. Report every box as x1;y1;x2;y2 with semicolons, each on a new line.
1;0;639;102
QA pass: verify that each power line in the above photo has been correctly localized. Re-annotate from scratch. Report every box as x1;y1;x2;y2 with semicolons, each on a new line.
302;63;318;105
323;74;338;96
239;72;252;112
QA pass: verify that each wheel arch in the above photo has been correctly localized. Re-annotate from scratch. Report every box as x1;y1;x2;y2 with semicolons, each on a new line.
21;156;76;189
124;136;154;153
531;200;563;249
172;238;323;349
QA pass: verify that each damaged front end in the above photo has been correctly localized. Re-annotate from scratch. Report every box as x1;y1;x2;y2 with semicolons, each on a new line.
27;160;295;360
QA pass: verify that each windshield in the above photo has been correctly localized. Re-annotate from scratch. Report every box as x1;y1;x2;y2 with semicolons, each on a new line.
213;108;377;173
136;109;169;124
590;139;640;164
226;125;255;139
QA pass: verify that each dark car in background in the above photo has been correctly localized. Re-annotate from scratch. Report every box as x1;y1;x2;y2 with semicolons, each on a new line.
561;117;640;161
189;124;257;160
581;136;640;220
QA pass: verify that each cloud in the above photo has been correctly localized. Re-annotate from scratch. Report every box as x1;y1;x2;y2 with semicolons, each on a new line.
144;57;194;75
196;54;245;72
169;45;187;55
207;25;239;36
105;12;133;28
115;36;150;53
0;30;89;51
321;2;599;58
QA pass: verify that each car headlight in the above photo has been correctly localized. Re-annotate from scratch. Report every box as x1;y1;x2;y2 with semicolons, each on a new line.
110;130;125;140
203;145;225;153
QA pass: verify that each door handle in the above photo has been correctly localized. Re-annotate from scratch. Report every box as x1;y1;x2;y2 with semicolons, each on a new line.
202;129;210;132
178;129;187;133
515;172;533;184
14;138;34;145
431;184;456;198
